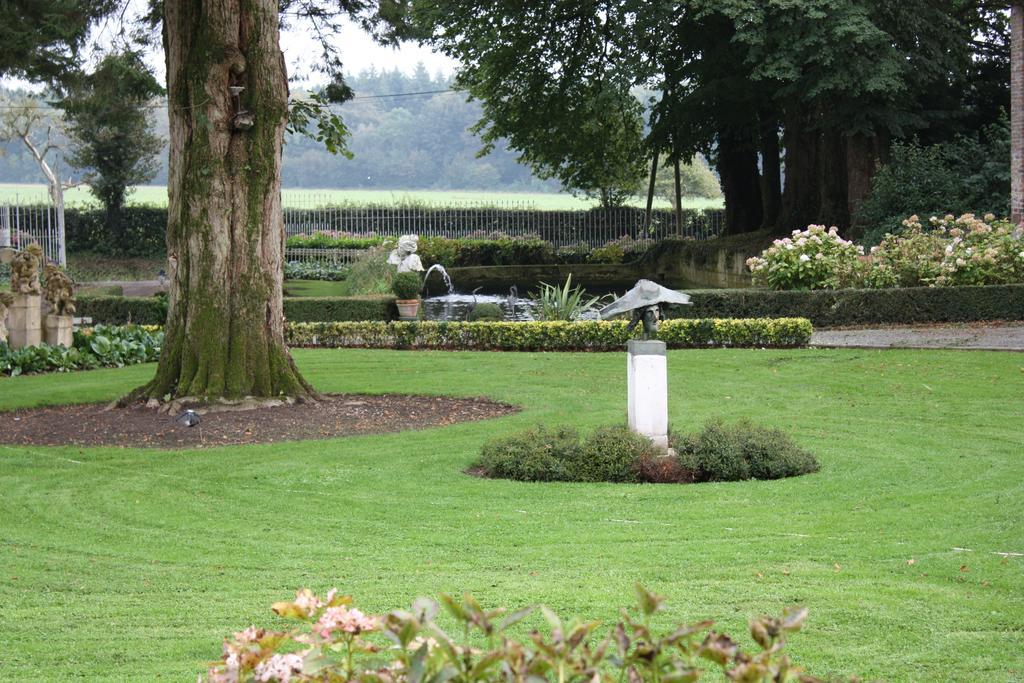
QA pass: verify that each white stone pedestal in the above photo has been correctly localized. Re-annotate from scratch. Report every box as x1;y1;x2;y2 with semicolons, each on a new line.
8;293;42;349
45;314;73;347
627;339;669;450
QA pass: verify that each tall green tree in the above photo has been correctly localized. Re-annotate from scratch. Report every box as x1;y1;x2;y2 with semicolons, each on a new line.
126;0;404;404
415;0;1001;235
416;1;648;207
1012;1;1023;225
0;0;117;87
61;51;165;243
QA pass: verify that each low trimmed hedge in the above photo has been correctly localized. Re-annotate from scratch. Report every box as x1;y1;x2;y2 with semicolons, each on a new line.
675;284;1024;326
285;318;813;351
76;295;168;325
78;295;398;325
283;295;397;323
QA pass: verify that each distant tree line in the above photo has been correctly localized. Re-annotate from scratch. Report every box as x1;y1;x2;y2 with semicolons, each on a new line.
0;66;565;195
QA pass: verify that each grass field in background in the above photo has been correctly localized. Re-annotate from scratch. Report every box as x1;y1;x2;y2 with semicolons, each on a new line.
1;348;1022;681
0;183;723;211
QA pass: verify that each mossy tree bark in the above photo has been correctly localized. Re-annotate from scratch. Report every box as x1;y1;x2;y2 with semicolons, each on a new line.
133;0;314;403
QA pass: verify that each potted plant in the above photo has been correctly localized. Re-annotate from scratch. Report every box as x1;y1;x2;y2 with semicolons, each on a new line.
391;271;423;320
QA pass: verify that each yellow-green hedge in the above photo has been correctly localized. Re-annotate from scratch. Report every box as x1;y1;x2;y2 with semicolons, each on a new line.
285;318;813;351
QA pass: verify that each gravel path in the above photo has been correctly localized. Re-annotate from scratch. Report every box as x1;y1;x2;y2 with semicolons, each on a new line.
812;322;1024;351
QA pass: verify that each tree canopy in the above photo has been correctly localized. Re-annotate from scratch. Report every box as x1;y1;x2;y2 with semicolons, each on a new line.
0;0;117;87
414;0;1009;234
60;50;164;232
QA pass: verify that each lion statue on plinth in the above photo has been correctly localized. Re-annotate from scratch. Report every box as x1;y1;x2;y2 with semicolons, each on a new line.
0;291;12;342
43;263;76;316
10;243;44;295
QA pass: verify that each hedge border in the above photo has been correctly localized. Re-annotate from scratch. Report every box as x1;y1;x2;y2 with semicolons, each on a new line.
77;283;1023;330
77;295;398;325
671;284;1024;327
285;318;813;352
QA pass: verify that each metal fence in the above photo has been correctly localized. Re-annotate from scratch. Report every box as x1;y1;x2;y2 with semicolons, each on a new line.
283;195;724;249
0;200;67;266
286;247;366;265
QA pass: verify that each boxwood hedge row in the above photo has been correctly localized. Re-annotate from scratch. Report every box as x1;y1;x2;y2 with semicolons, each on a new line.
285;318;814;351
77;294;398;325
77;284;1023;329
673;284;1024;327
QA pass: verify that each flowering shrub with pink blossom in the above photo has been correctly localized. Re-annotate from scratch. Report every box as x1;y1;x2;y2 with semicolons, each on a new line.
745;226;865;290
867;214;1024;287
748;216;1024;290
860;216;945;288
206;586;831;682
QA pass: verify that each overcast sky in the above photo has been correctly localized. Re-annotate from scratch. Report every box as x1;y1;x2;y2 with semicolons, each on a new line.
2;6;458;92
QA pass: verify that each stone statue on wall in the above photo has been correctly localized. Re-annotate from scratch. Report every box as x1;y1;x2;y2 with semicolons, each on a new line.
43;263;76;316
10;243;44;295
0;292;12;342
387;234;425;273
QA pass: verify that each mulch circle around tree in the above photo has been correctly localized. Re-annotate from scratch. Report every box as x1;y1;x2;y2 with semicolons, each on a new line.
0;394;519;449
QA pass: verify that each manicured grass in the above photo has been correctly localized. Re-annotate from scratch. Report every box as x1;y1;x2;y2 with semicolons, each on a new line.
66;253;167;282
0;183;723;211
1;348;1022;681
282;279;350;297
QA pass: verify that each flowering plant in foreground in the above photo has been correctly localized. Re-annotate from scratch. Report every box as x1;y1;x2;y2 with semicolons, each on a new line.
206;586;829;682
746;225;865;290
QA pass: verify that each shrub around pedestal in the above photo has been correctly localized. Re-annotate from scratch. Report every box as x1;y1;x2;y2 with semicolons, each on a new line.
474;421;818;484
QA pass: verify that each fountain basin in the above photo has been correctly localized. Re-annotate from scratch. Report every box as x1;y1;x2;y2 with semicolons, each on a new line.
422;293;537;322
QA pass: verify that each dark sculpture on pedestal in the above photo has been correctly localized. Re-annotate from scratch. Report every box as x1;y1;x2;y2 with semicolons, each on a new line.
598;279;692;340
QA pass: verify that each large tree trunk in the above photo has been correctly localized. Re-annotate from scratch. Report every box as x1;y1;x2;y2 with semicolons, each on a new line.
845;131;888;238
758;109;782;230
132;0;313;403
817;130;849;228
778;105;853;234
1012;2;1024;226
717;131;763;235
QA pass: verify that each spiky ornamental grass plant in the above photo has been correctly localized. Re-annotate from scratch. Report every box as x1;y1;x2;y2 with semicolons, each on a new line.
533;274;606;321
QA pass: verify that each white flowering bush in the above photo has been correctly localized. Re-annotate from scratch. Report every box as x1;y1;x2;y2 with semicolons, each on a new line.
868;214;1024;287
861;215;948;288
748;216;1024;290
746;226;865;290
206;587;828;683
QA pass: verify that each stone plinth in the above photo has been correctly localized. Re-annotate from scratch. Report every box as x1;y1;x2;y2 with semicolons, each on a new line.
8;293;42;349
45;314;73;348
627;339;669;450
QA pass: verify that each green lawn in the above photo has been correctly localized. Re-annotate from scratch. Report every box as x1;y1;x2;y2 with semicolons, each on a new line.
282;279;350;297
1;348;1022;681
0;183;723;211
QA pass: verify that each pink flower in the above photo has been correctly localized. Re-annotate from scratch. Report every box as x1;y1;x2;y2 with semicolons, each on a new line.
293;589;323;617
254;653;304;682
315;606;377;638
233;626;262;644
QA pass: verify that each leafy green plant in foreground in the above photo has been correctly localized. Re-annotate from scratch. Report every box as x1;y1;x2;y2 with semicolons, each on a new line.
0;324;162;376
206;585;822;682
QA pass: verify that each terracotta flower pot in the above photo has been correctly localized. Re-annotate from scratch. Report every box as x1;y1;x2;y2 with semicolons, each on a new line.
396;299;421;320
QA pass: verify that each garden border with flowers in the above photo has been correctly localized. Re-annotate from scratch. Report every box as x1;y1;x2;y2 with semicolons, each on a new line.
206;586;823;683
746;216;1024;291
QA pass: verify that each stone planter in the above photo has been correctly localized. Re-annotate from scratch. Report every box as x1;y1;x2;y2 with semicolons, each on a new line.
45;314;74;348
8;292;42;349
396;299;421;320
